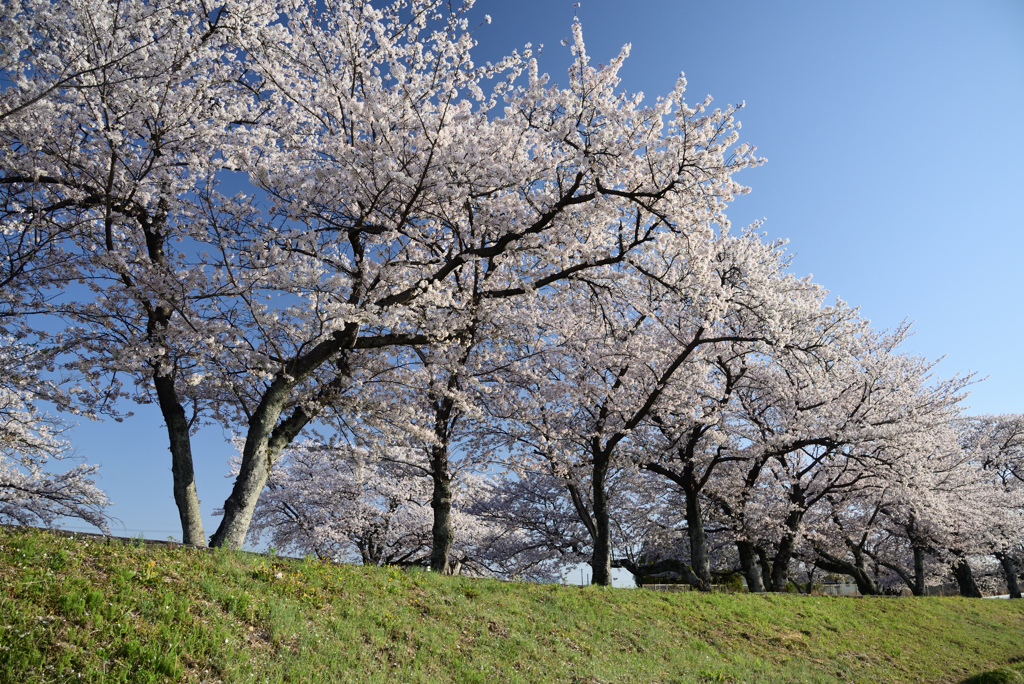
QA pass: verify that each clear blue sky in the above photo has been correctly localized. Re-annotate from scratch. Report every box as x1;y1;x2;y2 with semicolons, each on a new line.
59;1;1024;563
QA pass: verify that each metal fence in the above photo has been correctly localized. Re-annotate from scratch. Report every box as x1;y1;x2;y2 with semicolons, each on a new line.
642;583;692;592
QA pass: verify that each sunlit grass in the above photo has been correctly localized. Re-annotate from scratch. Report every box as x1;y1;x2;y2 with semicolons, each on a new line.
1;526;1021;683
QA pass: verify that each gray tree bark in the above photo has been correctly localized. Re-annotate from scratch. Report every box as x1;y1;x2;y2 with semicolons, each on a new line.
136;206;206;547
153;372;205;547
208;379;298;548
209;326;360;549
685;482;711;587
770;508;805;592
996;551;1022;599
736;540;765;592
952;556;983;598
426;372;460;574
429;444;455;574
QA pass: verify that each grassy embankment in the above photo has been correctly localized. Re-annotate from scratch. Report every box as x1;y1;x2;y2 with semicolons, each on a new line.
1;526;1022;684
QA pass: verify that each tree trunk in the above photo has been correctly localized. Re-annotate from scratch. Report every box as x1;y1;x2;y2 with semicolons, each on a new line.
770;510;805;592
638;461;710;590
878;551;922;596
611;558;703;587
771;487;808;592
429;444;455;574
737;540;765;593
135;211;206;547
804;565;816;594
849;563;880;596
209;379;303;548
210;327;359;549
153;372;205;547
814;550;880;596
756;546;773;591
683;472;711;587
996;552;1022;599
913;545;927;597
427;389;458;574
590;449;612;586
849;547;880;596
770;535;796;592
952;556;982;598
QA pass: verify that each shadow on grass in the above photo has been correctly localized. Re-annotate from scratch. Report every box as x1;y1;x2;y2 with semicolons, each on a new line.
961;660;1024;684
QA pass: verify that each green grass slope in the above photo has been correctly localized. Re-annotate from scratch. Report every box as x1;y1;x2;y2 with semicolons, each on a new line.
1;526;1021;684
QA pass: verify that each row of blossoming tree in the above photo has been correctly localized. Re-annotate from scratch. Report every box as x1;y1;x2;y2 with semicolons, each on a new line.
1;0;1021;596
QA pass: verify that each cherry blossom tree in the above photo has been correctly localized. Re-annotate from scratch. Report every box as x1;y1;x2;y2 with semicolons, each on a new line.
487;280;700;587
798;414;1022;599
626;231;841;589
202;1;761;549
486;226;826;586
322;316;508;575
246;441;436;566
350;291;515;575
0;0;281;545
806;421;990;597
0;337;109;530
713;319;971;593
245;439;564;580
958;414;1024;598
9;1;1019;577
468;469;593;577
3;0;763;551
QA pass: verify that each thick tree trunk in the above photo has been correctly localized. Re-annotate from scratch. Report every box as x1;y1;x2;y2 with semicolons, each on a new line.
428;390;458;574
771;535;796;592
590;450;612;586
683;474;711;587
996;552;1022;599
429;445;455;574
813;548;880;596
770;506;806;592
611;558;704;587
737;540;765;593
952;556;983;598
210;326;359;549
209;379;303;548
153;372;205;547
847;560;880;596
913;546;927;597
851;549;880;596
771;488;808;592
